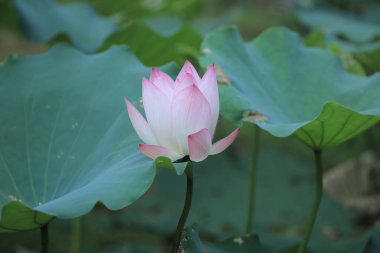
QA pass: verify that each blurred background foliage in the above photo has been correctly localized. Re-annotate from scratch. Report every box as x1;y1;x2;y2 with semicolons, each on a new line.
1;0;380;252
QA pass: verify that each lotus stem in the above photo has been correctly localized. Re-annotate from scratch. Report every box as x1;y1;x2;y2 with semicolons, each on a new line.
70;217;82;253
297;149;323;253
40;224;48;253
245;124;261;234
171;161;193;253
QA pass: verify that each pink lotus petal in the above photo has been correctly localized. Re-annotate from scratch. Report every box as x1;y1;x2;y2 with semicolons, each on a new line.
188;128;212;162
142;78;178;151
176;60;200;84
124;97;157;145
139;144;183;161
174;72;197;95
172;84;212;154
199;64;219;137
149;68;174;99
211;128;240;155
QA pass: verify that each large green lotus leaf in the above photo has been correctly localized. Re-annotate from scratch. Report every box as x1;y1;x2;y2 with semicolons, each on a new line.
14;0;117;53
184;224;264;253
0;44;176;232
296;9;380;43
101;21;202;66
200;26;380;149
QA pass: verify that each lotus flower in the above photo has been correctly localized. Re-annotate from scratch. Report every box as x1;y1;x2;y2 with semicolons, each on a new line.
124;61;240;162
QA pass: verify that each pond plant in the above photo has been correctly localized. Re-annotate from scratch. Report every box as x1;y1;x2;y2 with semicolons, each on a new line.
124;61;240;252
1;1;380;253
200;26;380;252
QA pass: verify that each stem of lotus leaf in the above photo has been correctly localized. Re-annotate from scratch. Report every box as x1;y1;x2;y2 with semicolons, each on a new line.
40;224;48;253
297;149;323;253
171;161;193;253
70;217;82;253
245;124;261;234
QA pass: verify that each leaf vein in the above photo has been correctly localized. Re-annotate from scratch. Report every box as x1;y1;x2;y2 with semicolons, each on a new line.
0;150;24;201
43;90;66;202
24;101;38;204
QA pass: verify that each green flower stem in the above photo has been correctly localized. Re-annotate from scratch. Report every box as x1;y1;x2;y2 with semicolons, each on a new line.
171;161;193;253
40;224;48;253
245;124;261;234
70;217;82;253
297;149;323;253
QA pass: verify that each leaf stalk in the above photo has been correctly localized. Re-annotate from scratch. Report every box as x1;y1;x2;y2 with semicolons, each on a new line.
297;149;323;253
245;125;261;234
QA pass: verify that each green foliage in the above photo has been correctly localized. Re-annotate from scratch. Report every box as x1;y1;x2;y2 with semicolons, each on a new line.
305;30;366;75
355;47;380;72
200;26;380;149
0;45;180;232
305;29;380;73
14;0;117;52
0;201;53;232
297;8;380;72
155;156;187;175
327;43;366;75
102;21;202;66
13;0;202;65
61;0;201;19
117;132;375;253
2;0;380;251
0;0;18;31
296;8;380;43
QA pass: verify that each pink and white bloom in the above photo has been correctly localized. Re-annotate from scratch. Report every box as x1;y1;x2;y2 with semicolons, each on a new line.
124;61;240;162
